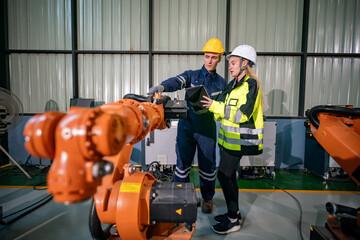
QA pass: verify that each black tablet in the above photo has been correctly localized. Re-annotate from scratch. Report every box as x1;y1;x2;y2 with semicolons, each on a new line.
185;85;210;114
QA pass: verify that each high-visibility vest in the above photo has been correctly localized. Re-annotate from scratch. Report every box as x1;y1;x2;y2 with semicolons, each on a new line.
209;75;264;152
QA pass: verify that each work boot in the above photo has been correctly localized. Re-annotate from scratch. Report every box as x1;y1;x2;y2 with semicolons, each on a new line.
202;199;213;214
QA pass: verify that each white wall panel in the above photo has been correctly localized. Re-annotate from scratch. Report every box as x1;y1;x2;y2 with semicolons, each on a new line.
229;0;303;52
305;58;360;110
153;55;226;100
7;0;72;50
9;54;73;113
78;54;148;102
255;56;301;116
153;0;226;51
308;0;360;53
78;0;149;50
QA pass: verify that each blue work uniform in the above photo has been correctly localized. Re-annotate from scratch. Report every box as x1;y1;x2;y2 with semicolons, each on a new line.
160;65;227;200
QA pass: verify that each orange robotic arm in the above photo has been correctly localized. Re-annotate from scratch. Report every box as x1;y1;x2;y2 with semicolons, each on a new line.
23;94;197;240
307;105;360;186
307;105;360;240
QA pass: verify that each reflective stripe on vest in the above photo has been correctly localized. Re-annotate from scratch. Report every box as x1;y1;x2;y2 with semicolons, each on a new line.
224;106;243;123
224;105;232;120
234;109;242;123
221;125;263;135
219;133;263;146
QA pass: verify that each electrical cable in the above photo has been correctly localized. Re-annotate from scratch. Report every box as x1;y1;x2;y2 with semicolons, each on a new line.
146;161;174;182
306;105;360;129
123;93;152;103
25;154;49;167
24;154;33;165
146;161;161;179
0;194;53;225
1;194;52;219
261;178;304;240
159;165;174;182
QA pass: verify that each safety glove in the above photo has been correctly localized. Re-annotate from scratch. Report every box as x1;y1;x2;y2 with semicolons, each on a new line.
147;85;164;95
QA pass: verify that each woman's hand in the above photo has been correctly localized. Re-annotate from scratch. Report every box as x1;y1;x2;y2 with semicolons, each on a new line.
200;95;213;109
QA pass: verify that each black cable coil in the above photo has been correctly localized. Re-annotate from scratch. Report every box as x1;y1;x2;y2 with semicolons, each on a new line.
306;105;360;129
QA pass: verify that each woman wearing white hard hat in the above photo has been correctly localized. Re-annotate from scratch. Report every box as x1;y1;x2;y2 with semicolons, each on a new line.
201;44;264;234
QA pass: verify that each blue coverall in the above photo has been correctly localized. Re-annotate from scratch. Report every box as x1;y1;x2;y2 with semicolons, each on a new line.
160;65;227;200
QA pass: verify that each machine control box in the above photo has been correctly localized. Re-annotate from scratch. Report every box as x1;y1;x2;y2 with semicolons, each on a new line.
164;100;188;119
149;182;198;224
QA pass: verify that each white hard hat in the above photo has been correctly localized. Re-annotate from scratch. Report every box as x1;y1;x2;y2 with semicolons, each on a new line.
226;45;257;67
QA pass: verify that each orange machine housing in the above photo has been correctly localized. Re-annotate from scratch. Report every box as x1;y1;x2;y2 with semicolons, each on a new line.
23;95;195;240
308;105;360;240
309;109;360;186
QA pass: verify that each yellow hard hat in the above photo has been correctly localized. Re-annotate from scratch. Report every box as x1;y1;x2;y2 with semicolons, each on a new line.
202;38;224;55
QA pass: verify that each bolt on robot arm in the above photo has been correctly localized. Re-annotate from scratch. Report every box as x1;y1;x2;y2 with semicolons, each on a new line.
23;94;198;240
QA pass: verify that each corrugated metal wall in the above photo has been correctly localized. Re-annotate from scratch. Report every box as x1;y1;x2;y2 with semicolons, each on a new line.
7;0;72;50
6;0;360;114
305;57;360;109
153;0;226;51
305;0;360;110
229;0;303;116
78;0;149;50
230;0;303;52
257;56;301;116
307;0;360;53
77;0;149;103
78;54;149;103
152;0;227;100
7;0;73;113
9;54;73;113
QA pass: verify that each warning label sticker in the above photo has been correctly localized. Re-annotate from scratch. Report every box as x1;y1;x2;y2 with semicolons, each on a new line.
176;209;182;215
119;182;141;193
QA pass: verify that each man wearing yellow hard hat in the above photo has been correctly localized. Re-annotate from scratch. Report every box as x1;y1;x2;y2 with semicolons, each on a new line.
148;38;227;214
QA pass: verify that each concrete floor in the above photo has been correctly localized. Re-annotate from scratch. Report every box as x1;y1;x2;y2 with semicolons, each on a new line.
0;187;359;240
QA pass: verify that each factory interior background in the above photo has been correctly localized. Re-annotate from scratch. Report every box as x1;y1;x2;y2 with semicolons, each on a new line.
0;0;359;239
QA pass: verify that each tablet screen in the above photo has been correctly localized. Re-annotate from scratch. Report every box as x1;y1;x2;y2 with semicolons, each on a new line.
185;85;210;113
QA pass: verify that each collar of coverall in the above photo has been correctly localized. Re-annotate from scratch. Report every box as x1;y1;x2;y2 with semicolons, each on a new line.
201;65;217;77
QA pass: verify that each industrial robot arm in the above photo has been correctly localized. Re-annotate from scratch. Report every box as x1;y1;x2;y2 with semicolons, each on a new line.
307;105;360;240
23;94;198;240
307;105;360;186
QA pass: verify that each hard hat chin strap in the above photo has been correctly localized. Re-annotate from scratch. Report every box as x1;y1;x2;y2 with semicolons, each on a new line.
236;57;249;79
